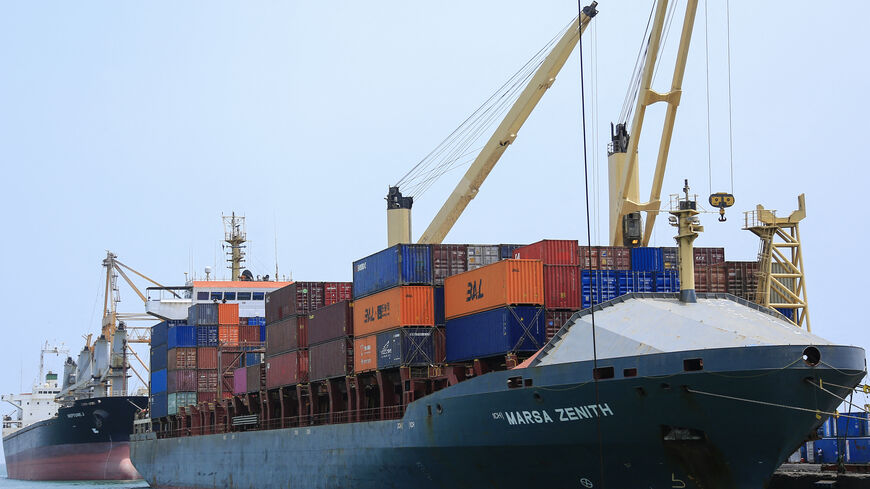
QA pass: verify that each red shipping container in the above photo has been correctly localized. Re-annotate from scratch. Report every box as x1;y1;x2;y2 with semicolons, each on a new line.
513;240;579;266
197;391;216;404
309;337;354;381
220;349;244;371
725;261;759;301
265;350;309;388
266;315;308;356
196;370;218;392
219;325;239;346
694;247;725;268
167;369;197;392
167;347;197;371
238;317;248;325
308;300;353;346
233;367;247;395
432;244;468;286
323;282;353;307
353;335;377;374
239;325;261;344
221;373;234;396
578;246;631;270
197;347;218;370
218;303;239;325
543;265;582;309
695;264;727;293
545;309;577;341
265;282;325;324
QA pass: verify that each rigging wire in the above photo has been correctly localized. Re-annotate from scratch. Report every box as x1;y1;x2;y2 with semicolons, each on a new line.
726;0;735;193
618;1;657;124
704;0;713;197
577;3;606;487
592;20;600;244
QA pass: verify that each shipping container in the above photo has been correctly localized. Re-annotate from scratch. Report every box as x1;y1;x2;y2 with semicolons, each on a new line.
434;286;445;326
220;349;244;371
218;303;240;326
309;337;354;381
655;270;681;292
545;309;577;341
196;347;218;370
466;244;499;271
188;303;219;326
265;350;308;388
581;270;619;308
151;369;167;394
353;244;433;299
694;247;725;267
323;282;353;307
662;247;678;270
578;246;631;270
168;325;197;349
837;412;869;438
446;305;545;362
196;370;218;392
167;391;197;416
724;261;759;301
196;325;219;347
218;325;240;347
543;265;581;309
617;271;656;295
377;327;445;370
308;300;353;346
151;321;168;347
513;240;579;266
265;282;325;324
265;315;308;356
246;364;263;394
353;286;434;336
150;392;168;419
499;244;524;260
694;264;727;293
167;347;197;371
445;259;543;320
247;316;266;326
813;439;841;464
846;438;870;463
630;247;664;273
197;391;216;404
150;344;167;372
233;367;247;395
239;325;261;344
432;244;468;286
167;369;197;393
353;335;378;374
244;352;262;367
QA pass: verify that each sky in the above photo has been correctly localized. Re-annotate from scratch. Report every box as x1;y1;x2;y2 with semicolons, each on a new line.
1;0;869;457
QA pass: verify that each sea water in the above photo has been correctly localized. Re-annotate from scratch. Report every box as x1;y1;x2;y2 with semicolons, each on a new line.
0;475;147;489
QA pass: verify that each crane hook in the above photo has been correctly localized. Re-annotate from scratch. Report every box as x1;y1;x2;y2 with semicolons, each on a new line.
709;192;735;223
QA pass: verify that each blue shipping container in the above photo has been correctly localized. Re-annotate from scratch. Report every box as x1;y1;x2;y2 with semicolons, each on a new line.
446;305;545;363
151;392;168;419
631;247;665;273
776;308;794;321
151;321;168;347
847;438;870;463
813;439;841;464
581;270;620;308
837;412;868;437
499;244;524;260
260;324;266;342
352;244;432;299
377;327;440;370
196;326;219;347
434;286;445;326
617;271;655;295
188;303;219;326
150;343;168;372
245;353;263;367
168;325;197;349
247;316;266;326
655;270;681;293
151;369;167;394
167;319;187;326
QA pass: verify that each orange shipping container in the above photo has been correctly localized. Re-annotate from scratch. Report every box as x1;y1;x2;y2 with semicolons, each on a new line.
444;259;543;320
352;286;434;337
219;325;239;346
218;303;239;325
353;335;378;374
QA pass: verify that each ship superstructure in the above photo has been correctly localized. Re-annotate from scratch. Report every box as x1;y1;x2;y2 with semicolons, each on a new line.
1;344;66;438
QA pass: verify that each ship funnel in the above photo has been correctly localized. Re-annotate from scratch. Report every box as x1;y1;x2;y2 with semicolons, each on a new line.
668;180;703;303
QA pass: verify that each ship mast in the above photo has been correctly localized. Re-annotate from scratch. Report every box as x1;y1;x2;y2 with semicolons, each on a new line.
223;213;247;281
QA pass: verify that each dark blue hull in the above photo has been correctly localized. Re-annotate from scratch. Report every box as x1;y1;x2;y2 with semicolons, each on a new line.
131;344;865;488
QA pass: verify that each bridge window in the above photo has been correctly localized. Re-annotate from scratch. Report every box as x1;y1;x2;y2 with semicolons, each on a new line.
197;292;209;300
210;292;222;301
252;292;265;301
224;292;236;301
237;292;251;301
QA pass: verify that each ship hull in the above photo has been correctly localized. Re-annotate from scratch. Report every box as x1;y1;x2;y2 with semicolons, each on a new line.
131;344;865;489
3;396;147;481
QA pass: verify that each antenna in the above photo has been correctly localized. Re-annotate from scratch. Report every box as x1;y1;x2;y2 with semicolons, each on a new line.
274;219;279;282
222;213;247;281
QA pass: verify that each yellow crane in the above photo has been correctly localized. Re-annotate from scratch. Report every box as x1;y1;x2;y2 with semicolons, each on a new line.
387;3;599;246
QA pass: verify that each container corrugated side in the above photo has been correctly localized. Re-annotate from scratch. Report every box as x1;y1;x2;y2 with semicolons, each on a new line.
218;303;239;325
376;327;444;370
265;350;308;388
352;244;432;299
151;369;167;394
353;335;378;373
150;392;168;419
630;247;664;272
466;245;500;270
246;364;262;393
266;315;308;356
353;286;434;336
196;370;218;392
265;282;325;324
445;305;545;362
499;244;524;260
724;261;758;301
309;337;353;381
578;246;631;270
694;264;726;293
188;303;219;326
233;367;247;394
168;392;196;416
434;286;445;326
444;259;543;319
218;325;240;347
323;282;353;307
581;270;619;308
244;352;262;367
694;247;725;267
197;391;217;404
617;271;655;295
513;240;579;266
308;300;353;345
167;369;196;392
168;325;197;349
221;349;244;371
167;347;196;371
545;309;577;341
655;270;680;292
543;265;581;309
239;325;260;344
150;344;168;372
196;325;218;347
196;347;218;370
246;316;266;326
662;247;679;271
151;321;168;347
432;244;468;286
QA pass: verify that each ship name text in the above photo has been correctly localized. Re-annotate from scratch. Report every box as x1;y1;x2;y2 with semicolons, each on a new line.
492;403;614;426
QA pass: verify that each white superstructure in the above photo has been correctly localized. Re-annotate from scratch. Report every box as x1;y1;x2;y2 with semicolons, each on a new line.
2;372;60;438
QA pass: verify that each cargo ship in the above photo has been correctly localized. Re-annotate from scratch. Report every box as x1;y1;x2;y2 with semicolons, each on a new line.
129;3;867;489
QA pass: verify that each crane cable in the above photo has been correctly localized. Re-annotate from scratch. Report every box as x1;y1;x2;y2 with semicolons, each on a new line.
704;0;713;197
726;0;735;194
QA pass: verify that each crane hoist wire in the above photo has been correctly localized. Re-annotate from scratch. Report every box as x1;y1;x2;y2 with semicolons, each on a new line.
652;0;681;86
394;18;575;199
618;1;656;124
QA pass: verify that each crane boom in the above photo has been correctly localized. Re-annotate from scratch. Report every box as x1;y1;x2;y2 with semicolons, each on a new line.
416;3;598;244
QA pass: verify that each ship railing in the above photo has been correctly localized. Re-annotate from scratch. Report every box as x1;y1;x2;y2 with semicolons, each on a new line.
155;405;405;439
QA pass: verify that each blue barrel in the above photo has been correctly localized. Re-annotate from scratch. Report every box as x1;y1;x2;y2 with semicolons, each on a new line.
581;270;619;308
352;244;432;299
445;305;545;362
150;344;168;372
196;325;219;347
630;247;664;272
150;392;168;419
151;369;167;394
655;270;680;292
168;325;197;348
151;321;168;347
376;327;440;369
